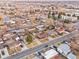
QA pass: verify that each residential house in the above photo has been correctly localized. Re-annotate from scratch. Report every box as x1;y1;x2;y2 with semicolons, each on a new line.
41;49;63;59
0;47;9;59
57;44;76;59
36;25;45;31
36;32;48;39
62;15;77;22
56;27;65;34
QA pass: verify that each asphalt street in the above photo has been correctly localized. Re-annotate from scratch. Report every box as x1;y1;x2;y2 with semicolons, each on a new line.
4;30;78;59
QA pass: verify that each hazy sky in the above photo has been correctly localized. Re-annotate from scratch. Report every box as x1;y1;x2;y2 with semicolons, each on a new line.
21;0;79;1
1;0;79;1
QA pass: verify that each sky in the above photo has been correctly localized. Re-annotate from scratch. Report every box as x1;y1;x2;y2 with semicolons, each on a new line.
18;0;79;1
1;0;79;1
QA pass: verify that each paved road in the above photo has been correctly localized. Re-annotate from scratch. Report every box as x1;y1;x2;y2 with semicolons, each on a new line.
4;30;78;59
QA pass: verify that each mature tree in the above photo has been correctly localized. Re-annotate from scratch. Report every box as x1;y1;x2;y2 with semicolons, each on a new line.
58;13;62;19
48;11;51;18
52;12;55;16
52;15;56;20
67;14;71;16
25;33;33;44
52;12;57;20
64;19;70;23
72;14;76;17
9;12;15;15
3;45;9;49
77;16;79;20
60;12;66;15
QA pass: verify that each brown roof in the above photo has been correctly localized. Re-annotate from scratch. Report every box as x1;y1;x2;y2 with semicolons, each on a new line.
4;39;20;48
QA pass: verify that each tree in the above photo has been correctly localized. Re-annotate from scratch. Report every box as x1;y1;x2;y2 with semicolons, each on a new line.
64;19;70;23
52;13;57;20
77;16;79;20
25;34;33;44
9;12;15;15
48;11;51;18
67;14;71;16
58;13;62;19
60;12;66;15
52;15;57;20
52;12;57;20
52;12;55;16
3;45;9;49
72;14;76;17
0;15;2;21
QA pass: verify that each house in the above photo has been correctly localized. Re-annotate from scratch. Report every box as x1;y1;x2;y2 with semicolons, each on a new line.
69;40;79;51
62;15;77;22
2;32;27;55
42;49;62;59
5;39;21;55
36;32;48;39
74;22;79;30
44;18;54;27
56;27;65;34
54;20;63;27
3;15;10;23
9;20;15;24
47;30;57;35
0;38;4;44
0;47;9;59
36;25;45;31
57;44;76;59
8;29;25;33
28;27;36;32
0;15;4;25
15;36;20;41
64;23;75;32
3;33;13;40
32;56;40;59
0;25;8;32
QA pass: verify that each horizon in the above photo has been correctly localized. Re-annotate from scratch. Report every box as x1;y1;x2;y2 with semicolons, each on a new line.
0;0;79;1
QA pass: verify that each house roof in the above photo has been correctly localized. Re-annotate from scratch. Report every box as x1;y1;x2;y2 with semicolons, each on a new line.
37;32;47;39
0;38;4;44
57;44;71;55
57;27;65;33
33;56;40;59
44;49;58;59
8;29;25;33
67;53;76;59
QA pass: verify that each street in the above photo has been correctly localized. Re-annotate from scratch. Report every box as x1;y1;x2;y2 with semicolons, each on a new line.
4;30;78;59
